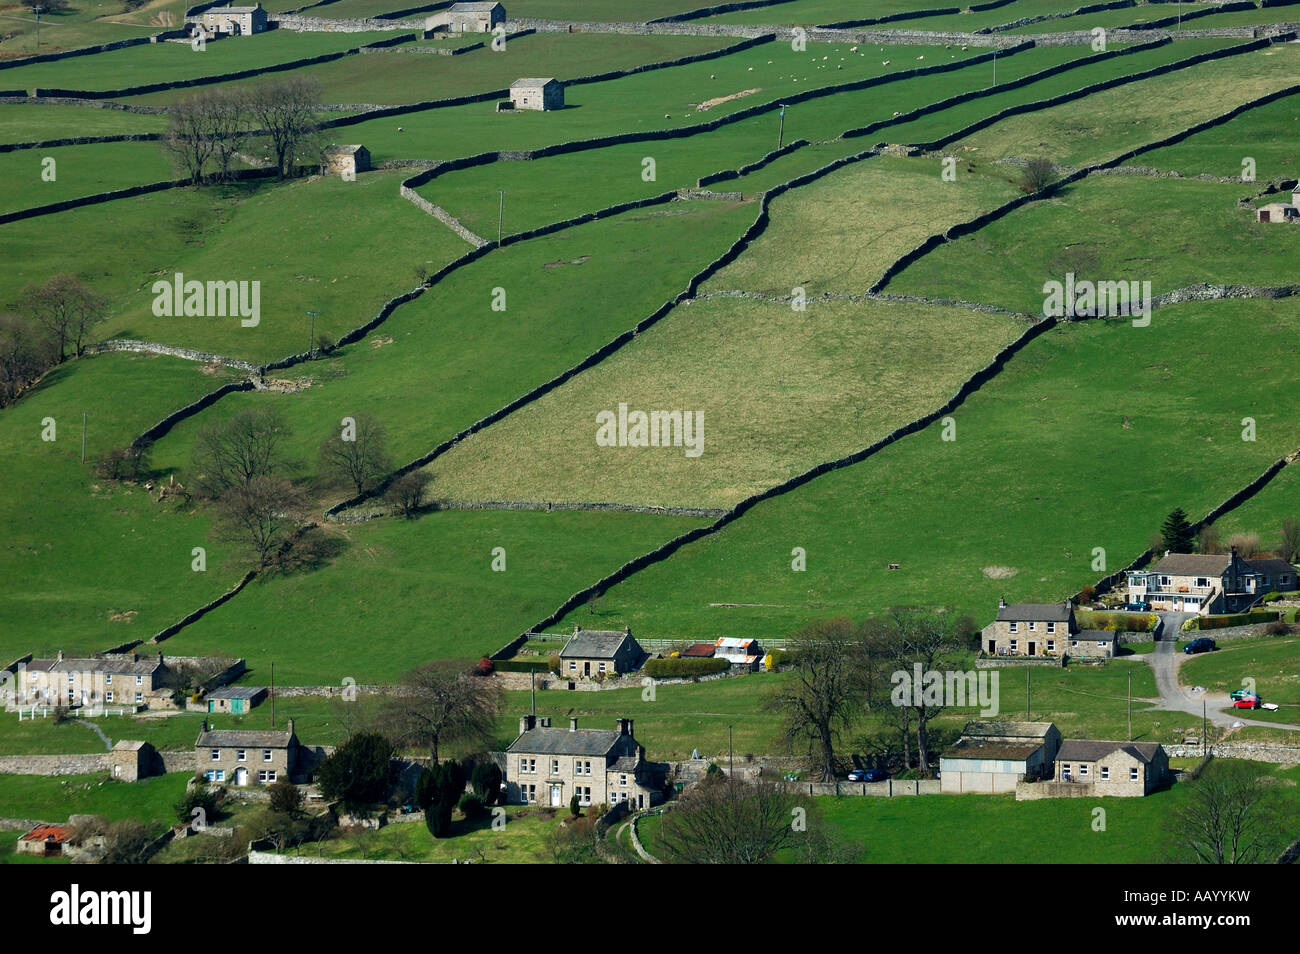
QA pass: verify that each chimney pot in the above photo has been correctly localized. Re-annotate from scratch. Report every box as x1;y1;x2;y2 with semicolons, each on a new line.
569;717;578;732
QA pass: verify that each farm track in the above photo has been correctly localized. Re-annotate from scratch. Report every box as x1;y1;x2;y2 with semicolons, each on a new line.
26;26;1292;661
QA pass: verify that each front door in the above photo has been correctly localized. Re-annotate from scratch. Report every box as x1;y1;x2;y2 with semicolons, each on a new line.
1028;642;1036;657
583;661;590;676
232;699;244;715
550;785;562;807
235;767;249;787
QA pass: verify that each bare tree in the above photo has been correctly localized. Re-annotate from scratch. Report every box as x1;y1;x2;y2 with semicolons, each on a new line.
193;407;290;498
0;313;54;408
1164;760;1286;863
163;93;219;185
1196;521;1222;555
18;275;106;362
247;78;322;178
385;470;432;517
864;606;973;777
215;475;307;567
207;87;252;183
763;618;867;782
380;660;503;763
1020;157;1055;193
1226;532;1262;559
1279;517;1300;565
319;415;392;496
657;777;812;865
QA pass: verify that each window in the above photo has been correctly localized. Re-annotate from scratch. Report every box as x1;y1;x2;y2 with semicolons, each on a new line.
1129;767;1139;781
237;749;246;762
1061;764;1071;778
598;662;607;673
1195;577;1209;588
574;759;591;776
550;759;559;775
258;770;277;783
134;692;142;703
1100;766;1110;780
1097;640;1106;648
568;661;576;672
1028;621;1037;632
1046;622;1056;634
1160;575;1171;587
1080;764;1090;777
204;770;216;782
1008;621;1018;633
105;691;114;703
1071;639;1079;648
522;783;536;804
1046;641;1055;654
1009;640;1018;653
67;673;74;683
105;674;112;685
262;749;273;762
210;749;221;762
212;770;225;782
135;675;143;686
620;774;627;787
577;786;591;806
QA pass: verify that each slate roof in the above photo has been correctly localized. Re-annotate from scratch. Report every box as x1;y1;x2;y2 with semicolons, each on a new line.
962;721;1057;740
208;5;262;12
1247;558;1297;581
326;144;366;155
1057;740;1162;764
560;630;631;659
29;656;161;675
1074;629;1118;643
996;602;1072;623
512;77;560;88
609;756;640;773
112;740;148;751
449;2;503;10
206;686;264;699
507;726;630;758
1150;553;1233;577
197;728;294;749
942;739;1044;762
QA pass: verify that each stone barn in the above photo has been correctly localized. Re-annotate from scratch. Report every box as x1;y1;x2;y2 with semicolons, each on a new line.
442;1;505;32
1257;202;1298;223
510;78;564;111
201;3;268;35
324;145;371;179
109;740;159;782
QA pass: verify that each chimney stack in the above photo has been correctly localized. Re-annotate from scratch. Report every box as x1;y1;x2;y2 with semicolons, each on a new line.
998;596;1007;609
569;716;578;732
539;716;550;728
519;714;536;735
626;718;634;740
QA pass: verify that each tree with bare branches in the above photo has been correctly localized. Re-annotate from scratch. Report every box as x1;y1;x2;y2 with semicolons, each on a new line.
247;78;322;178
193;407;290;498
319;414;392;496
657;776;822;865
1164;760;1286;863
215;475;307;567
380;660;503;763
18;274;106;362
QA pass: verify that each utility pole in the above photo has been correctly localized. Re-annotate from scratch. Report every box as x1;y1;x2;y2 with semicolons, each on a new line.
992;48;997;86
1127;669;1132;741
1026;666;1031;719
271;661;276;728
306;310;319;358
80;412;86;464
498;189;505;247
777;104;786;149
1202;699;1207;759
35;5;41;53
530;667;536;717
728;724;734;777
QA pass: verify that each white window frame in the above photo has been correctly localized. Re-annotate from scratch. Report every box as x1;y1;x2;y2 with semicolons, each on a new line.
551;759;559;775
210;748;221;762
1008;621;1018;633
136;674;143;686
1046;640;1055;654
1100;766;1109;780
237;749;246;762
1009;639;1018;653
1129;767;1139;781
262;749;273;762
105;674;112;685
105;691;114;703
1046;622;1056;634
1028;621;1037;632
1080;764;1090;777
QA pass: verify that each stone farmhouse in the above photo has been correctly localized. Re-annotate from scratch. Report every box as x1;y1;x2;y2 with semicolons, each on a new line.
939;721;1062;793
982;599;1113;659
196;718;300;786
505;715;662;810
14;651;169;710
1126;548;1296;615
510;78;564;111
1054;740;1168;796
323;144;370;179
199;3;268;36
429;1;505;32
559;626;643;678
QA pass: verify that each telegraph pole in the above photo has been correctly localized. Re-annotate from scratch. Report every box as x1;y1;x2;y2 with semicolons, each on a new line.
1026;666;1031;719
777;104;787;149
80;412;86;464
1127;669;1132;741
271;661;276;728
306;310;319;358
728;724;734;777
498;190;505;246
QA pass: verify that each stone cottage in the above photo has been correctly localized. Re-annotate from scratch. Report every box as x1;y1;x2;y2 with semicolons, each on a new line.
505;715;662;810
559;626;643;679
200;3;267;35
509;78;564;111
1054;739;1168;796
982;599;1077;658
438;1;505;32
15;651;170;710
196;718;300;786
1126;548;1296;615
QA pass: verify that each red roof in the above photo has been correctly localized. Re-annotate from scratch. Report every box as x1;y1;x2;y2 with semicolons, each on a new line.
682;643;716;658
21;824;69;844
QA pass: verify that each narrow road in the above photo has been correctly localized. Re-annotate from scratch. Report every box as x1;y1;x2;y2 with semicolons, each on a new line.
1143;613;1298;731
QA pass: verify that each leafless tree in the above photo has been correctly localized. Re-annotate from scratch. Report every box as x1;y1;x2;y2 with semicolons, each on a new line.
1226;532;1262;559
1196;521;1222;555
0;313;54;407
1165;760;1286;863
1279;517;1300;565
247;78;322;178
657;777;807;865
18;274;106;362
215;475;307;567
385;470;432;517
1020;157;1055;193
319;414;392;496
380;660;503;763
863;606;973;777
207;87;252;183
763;618;868;782
192;407;290;498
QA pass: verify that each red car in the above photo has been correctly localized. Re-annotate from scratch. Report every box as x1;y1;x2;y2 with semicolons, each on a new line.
1232;696;1260;709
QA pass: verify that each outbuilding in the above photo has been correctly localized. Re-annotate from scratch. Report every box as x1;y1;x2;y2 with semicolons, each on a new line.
442;2;505;32
510;78;564;111
1257;202;1298;223
939;721;1061;794
323;144;371;179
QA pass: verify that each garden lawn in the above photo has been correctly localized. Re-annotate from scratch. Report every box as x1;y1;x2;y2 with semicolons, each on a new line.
427;296;1027;509
0;352;239;661
889;175;1300;311
555;297;1300;644
314;804;558;862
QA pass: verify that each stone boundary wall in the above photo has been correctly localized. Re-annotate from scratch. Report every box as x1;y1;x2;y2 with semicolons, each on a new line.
1167;742;1300;763
0;133;163;155
698;137;809;186
375;1;454;18
0;35;155;73
981;0;1138;34
794;778;943;796
428;498;728;518
1115;0;1256;31
398;184;489;245
0;754;110;775
362;39;483;54
249;851;420;863
92;338;258;372
821;7;961;29
32;34;419;100
269;13;427;32
652;0;797;21
0;97;168;113
147;570;259;645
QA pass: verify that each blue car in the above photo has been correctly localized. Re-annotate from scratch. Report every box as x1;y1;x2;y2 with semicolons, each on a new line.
1184;637;1217;654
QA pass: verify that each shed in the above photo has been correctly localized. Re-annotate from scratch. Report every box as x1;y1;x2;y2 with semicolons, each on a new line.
109;739;158;782
939;721;1061;793
16;824;70;857
442;1;505;32
510;78;564;111
324;144;371;179
205;685;267;714
681;643;716;658
1257;202;1297;223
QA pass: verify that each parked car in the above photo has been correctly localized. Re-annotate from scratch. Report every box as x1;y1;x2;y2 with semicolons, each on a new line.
1184;637;1217;654
1125;601;1152;612
1232;696;1260;710
1230;688;1255;701
847;768;887;782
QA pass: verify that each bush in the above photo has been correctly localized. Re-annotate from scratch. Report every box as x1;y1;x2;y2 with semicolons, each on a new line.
315;732;393;811
547;653;562;675
268;780;304;818
474;656;494;676
470;760;503;806
643;657;730;679
1020;157;1055;193
493;658;551;673
569;793;580;818
1263;620;1292;636
765;649;792;670
1078;585;1096;604
175;786;218;826
1194;610;1280;630
458;793;487;820
1261;591;1282;603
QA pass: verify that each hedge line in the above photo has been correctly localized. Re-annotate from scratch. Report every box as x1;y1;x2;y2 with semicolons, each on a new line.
1193;610;1281;630
650;0;797;23
375;1;454;19
494;658;552;673
0;133;163;155
644;657;730;677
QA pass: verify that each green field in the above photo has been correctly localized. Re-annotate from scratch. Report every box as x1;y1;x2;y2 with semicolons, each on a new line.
0;771;190;827
558;297;1300;643
0;103;169;143
1137;90;1300;179
0;140;183;214
1181;635;1300;722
